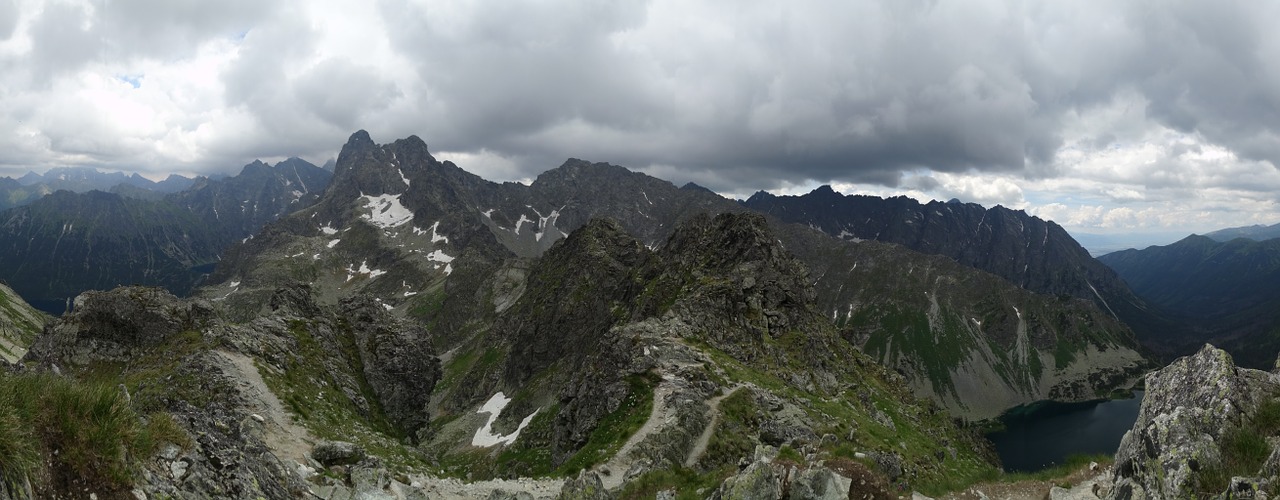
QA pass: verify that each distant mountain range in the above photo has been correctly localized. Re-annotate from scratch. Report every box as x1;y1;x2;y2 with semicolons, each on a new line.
0;159;331;313
0;166;200;211
1203;222;1280;242
1099;235;1280;368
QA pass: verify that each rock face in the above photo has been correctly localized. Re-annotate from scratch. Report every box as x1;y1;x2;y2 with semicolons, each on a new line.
711;446;860;500
1110;344;1280;499
741;187;1174;350
220;284;442;438
24;286;214;366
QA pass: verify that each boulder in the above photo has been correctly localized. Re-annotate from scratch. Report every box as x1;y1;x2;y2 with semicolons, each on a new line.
716;460;782;500
786;466;845;500
1110;344;1280;499
557;470;613;500
312;441;366;467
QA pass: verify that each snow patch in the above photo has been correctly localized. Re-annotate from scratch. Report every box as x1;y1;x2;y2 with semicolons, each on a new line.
427;250;455;276
471;392;540;447
398;168;411;187
320;225;339;235
359;193;414;229
836;230;864;242
344;261;386;281
229;281;240;288
428;221;449;243
358;261;387;279
534;209;565;242
514;214;533;234
426;250;454;264
327;239;341;249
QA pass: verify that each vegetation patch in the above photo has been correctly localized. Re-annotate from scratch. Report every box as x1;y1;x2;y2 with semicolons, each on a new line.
1194;398;1280;496
692;340;999;496
0;371;175;493
702;388;762;470
615;466;734;500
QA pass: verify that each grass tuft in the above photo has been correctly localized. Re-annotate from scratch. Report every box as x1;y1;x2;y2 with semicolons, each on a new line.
0;371;148;489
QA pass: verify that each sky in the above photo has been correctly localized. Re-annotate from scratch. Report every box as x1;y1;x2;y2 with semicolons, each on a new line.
1;0;1279;246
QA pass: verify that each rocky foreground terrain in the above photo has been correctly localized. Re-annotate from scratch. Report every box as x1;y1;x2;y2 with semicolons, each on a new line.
5;288;1279;498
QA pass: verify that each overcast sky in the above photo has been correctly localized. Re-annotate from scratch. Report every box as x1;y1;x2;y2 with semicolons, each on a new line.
1;0;1278;242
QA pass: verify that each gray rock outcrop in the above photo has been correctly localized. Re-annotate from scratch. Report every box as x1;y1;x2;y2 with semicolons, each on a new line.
557;470;613;500
1110;344;1280;499
710;445;876;500
24;286;213;366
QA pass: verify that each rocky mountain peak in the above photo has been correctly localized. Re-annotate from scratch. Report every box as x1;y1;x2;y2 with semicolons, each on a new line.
662;212;790;274
239;160;272;176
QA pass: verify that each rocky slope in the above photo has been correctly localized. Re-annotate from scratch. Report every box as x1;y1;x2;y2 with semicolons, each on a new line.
1099;235;1280;367
0;282;46;363
742;187;1182;353
773;223;1148;420
207;131;1146;421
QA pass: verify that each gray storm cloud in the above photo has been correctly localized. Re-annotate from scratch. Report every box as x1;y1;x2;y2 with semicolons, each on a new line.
0;0;1278;205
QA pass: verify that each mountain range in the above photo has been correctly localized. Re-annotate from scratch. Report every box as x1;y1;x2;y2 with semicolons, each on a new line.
1099;234;1280;367
0;166;200;211
9;129;1257;498
0;158;331;313
741;187;1182;357
204;131;1147;420
1203;221;1280;242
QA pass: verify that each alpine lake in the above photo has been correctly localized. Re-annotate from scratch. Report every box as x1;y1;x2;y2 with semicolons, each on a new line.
986;391;1144;472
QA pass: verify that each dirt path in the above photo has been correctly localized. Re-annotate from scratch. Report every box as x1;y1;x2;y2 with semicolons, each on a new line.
935;463;1111;500
213;350;317;466
684;384;746;468
597;379;677;490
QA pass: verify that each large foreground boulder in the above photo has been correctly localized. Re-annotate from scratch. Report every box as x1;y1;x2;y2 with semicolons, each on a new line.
1110;344;1280;499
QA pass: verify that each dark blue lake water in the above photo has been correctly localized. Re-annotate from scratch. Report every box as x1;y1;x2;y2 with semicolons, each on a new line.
986;391;1144;472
